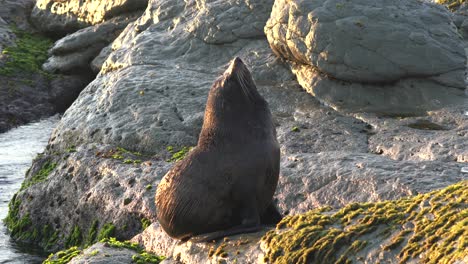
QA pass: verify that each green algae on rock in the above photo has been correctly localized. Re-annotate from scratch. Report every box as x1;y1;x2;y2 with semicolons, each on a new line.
166;146;193;162
20;161;57;191
43;246;82;264
262;181;468;264
0;28;53;77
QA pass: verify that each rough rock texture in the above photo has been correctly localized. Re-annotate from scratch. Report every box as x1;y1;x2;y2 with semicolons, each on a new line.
31;0;148;35
132;223;265;264
133;181;467;264
0;0;36;31
69;243;137;264
43;14;140;74
265;0;467;113
8;0;468;262
0;0;92;133
14;145;166;252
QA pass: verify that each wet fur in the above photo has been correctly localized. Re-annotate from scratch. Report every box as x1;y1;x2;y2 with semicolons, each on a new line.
156;58;281;241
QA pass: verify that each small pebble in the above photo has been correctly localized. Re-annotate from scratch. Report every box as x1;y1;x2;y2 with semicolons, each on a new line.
461;167;468;174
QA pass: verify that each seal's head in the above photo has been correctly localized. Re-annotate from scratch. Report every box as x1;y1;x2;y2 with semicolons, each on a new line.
198;57;273;146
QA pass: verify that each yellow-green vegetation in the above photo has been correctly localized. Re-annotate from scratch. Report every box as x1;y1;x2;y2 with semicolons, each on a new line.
97;147;143;164
262;181;467;264
43;246;82;264
208;242;229;258
20;161;57;191
101;237;165;263
141;218;151;230
166;146;192;162
65;146;76;153
291;126;300;132
0;28;53;77
436;0;464;10
3;194;31;238
85;220;99;247
123;197;132;205
90;249;99;256
97;223;116;241
145;184;153;190
132;252;166;264
65;226;82;248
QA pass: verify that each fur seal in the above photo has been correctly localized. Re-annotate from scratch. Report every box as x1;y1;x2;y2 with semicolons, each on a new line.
155;57;281;241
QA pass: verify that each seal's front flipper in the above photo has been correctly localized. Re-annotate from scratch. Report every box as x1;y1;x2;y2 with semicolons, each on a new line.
189;225;263;243
260;203;282;226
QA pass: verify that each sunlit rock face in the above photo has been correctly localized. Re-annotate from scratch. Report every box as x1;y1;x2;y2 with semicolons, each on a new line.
48;0;286;155
265;0;467;113
12;0;468;260
30;0;148;35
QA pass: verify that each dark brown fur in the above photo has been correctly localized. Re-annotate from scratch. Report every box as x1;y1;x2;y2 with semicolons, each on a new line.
155;57;281;241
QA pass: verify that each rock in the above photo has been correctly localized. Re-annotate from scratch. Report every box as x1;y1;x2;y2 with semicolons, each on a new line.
461;18;468;39
0;0;36;31
49;74;96;112
0;73;55;133
0;17;15;52
132;223;265;264
265;0;467;113
262;181;468;264
9;145;166;252
43;14;139;74
9;0;468;262
31;0;148;36
91;45;112;73
134;181;467;264
69;243;136;264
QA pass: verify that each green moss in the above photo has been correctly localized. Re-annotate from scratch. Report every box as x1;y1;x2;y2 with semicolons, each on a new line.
291;126;300;132
65;226;82;248
99;147;144;164
123;197;132;205
97;223;116;241
89;250;99;256
101;238;165;263
145;184;153;190
65;146;76;153
166;146;193;162
262;181;467;264
20;161;57;191
43;246;82;264
0;28;53;77
85;220;99;247
141;218;151;230
132;252;165;264
100;237;141;251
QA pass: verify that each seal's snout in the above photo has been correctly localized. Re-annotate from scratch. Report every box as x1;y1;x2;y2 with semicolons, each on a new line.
232;57;244;68
226;57;245;76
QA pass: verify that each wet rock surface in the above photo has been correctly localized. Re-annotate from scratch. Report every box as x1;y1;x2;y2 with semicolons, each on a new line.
4;0;468;263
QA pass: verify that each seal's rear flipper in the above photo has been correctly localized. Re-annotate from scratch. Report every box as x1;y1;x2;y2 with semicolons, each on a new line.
189;226;263;243
260;203;282;226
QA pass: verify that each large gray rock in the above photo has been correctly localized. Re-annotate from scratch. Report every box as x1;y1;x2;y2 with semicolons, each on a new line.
30;0;148;35
0;0;36;31
265;0;467;113
43;14;139;74
11;0;468;261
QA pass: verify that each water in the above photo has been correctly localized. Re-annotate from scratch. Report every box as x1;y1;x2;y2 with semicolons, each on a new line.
0;116;59;264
